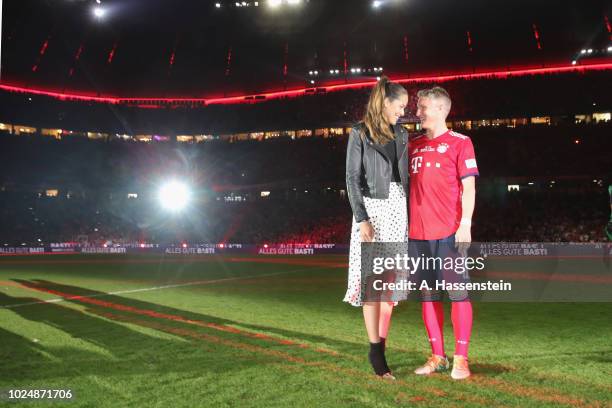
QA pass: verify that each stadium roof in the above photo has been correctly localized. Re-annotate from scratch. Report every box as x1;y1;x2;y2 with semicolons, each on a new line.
1;0;611;96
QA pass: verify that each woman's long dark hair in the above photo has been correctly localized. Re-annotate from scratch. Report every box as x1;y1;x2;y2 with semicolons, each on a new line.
362;76;407;144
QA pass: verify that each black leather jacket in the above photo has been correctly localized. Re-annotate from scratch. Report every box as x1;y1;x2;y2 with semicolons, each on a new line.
345;123;410;223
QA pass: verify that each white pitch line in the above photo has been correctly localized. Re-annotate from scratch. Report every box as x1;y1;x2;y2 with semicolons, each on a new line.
0;267;315;310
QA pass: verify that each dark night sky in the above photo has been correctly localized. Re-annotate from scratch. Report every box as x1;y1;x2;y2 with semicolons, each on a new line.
1;0;611;96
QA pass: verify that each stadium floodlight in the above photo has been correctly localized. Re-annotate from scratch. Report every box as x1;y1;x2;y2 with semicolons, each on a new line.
158;181;191;212
268;0;282;7
215;3;221;8
93;6;106;18
314;70;318;75
373;0;383;8
587;48;593;53
287;0;301;5
571;60;577;65
580;49;586;54
608;46;612;52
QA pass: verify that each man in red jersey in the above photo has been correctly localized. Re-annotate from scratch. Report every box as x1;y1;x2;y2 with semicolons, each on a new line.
408;86;478;380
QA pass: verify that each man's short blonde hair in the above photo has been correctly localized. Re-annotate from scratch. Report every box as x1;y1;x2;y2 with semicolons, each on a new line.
417;86;452;110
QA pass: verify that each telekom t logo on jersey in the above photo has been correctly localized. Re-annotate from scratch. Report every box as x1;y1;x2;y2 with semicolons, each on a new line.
411;156;423;173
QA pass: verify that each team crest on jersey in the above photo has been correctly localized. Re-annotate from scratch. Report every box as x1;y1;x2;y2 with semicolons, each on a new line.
437;143;449;154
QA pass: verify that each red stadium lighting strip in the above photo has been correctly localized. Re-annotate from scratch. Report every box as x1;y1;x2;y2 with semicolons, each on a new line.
39;38;50;56
466;31;473;52
343;41;348;77
225;46;232;77
283;42;289;78
32;36;52;72
532;23;543;50
75;43;85;61
1;62;612;106
68;43;85;77
0;84;120;103
107;42;118;64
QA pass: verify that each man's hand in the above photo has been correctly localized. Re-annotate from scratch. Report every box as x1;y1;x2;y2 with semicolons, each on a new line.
359;221;375;242
455;224;471;255
455;224;471;243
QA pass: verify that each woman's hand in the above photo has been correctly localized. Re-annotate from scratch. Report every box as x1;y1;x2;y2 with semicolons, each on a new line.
359;221;375;242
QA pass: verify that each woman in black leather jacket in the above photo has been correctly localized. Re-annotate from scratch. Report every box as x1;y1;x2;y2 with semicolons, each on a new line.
343;76;409;379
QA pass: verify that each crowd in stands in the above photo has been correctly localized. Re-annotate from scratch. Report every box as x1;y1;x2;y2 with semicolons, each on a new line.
0;123;610;189
474;189;609;242
0;182;609;246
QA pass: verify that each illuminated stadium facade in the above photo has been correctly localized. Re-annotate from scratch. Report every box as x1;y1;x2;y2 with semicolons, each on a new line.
1;63;610;141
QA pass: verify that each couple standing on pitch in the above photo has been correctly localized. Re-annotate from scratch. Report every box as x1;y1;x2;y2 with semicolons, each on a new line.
344;77;479;380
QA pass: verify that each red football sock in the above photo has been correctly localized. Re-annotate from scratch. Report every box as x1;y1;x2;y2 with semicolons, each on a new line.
422;301;445;356
451;300;473;358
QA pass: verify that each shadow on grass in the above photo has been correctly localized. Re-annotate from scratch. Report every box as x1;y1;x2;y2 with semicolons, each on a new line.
0;290;282;382
0;325;48;362
12;279;607;391
11;279;384;361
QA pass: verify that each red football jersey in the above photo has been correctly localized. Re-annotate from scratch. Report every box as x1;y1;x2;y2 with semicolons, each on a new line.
409;130;479;240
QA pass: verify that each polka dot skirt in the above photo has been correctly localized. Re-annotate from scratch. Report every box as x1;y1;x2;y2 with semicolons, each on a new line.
343;182;409;307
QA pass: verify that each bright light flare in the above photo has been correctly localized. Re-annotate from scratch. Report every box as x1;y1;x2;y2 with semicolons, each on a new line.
158;181;191;212
93;6;106;18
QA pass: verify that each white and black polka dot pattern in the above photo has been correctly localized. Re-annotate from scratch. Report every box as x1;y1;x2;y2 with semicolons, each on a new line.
343;182;409;307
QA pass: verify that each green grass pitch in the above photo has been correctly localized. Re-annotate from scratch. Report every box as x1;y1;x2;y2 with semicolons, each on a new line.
0;254;610;407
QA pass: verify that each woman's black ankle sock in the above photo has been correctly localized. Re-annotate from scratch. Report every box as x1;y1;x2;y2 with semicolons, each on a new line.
380;337;386;352
368;341;391;376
